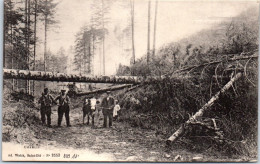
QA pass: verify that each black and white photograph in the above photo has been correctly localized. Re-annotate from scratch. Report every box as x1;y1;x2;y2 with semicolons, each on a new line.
2;0;259;162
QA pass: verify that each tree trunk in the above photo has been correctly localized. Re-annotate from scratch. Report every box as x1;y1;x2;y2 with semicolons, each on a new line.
147;0;151;64
33;0;37;71
99;43;102;75
92;33;95;75
102;37;105;75
25;0;28;62
3;15;6;68
4;69;167;84
83;36;86;75
11;25;14;91
131;0;135;65
125;84;141;93
152;0;158;58
166;72;243;145
89;40;91;74
27;0;31;94
77;84;133;96
44;16;47;72
25;0;30;94
44;0;47;72
33;0;37;95
102;0;105;75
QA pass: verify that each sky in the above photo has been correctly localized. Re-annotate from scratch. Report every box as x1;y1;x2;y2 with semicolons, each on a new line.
36;0;259;75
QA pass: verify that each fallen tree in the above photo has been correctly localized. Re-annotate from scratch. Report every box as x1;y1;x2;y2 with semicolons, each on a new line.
76;84;135;96
170;53;258;75
5;54;256;84
125;84;142;92
3;69;165;84
166;72;242;145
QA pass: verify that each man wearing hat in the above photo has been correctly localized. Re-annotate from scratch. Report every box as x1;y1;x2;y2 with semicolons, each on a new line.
38;88;55;127
101;91;115;128
55;89;71;127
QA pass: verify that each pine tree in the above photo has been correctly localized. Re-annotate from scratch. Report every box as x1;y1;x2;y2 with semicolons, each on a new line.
38;0;58;71
73;25;104;75
91;0;112;75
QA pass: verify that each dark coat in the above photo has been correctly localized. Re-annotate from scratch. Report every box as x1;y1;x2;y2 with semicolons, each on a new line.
101;96;115;110
38;94;55;107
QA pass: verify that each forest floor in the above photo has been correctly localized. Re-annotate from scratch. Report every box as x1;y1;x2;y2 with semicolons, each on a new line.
2;91;256;162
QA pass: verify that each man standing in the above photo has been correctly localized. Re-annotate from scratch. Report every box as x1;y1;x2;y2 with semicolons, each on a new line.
101;91;115;128
55;90;71;127
38;88;55;128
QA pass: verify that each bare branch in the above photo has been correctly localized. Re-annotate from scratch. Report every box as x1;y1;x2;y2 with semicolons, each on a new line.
244;57;256;87
171;53;258;75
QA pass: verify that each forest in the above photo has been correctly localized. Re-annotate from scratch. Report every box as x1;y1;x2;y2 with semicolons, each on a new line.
116;6;258;158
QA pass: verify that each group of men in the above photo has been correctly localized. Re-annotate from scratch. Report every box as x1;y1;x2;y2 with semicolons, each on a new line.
38;88;119;128
38;88;71;127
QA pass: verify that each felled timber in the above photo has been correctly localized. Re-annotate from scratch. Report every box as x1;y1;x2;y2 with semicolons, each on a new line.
166;72;242;145
76;84;134;96
126;84;142;92
3;69;164;84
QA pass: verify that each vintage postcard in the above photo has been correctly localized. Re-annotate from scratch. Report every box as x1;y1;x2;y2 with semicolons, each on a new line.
2;0;259;162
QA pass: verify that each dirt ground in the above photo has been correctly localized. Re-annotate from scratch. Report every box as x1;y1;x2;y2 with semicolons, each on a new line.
32;104;172;161
22;103;248;162
11;99;210;162
2;91;255;162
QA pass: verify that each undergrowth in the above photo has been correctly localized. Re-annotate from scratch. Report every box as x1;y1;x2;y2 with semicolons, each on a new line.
2;90;41;143
116;76;257;158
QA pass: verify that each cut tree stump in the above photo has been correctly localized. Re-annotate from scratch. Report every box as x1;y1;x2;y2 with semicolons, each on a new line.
166;72;242;145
